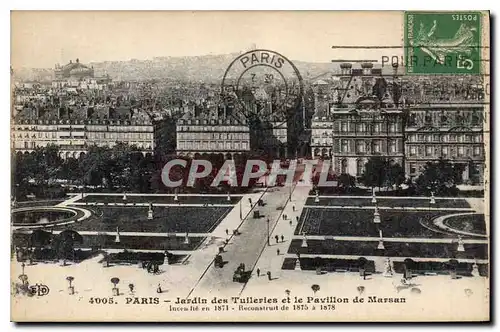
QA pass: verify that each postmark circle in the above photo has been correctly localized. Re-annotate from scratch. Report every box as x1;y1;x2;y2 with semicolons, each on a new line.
221;49;304;124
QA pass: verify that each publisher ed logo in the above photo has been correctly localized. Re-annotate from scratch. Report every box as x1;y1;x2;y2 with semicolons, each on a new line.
221;49;304;124
29;283;50;297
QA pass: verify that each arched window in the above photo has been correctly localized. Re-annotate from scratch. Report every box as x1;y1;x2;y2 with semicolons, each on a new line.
356;159;364;176
341;159;348;174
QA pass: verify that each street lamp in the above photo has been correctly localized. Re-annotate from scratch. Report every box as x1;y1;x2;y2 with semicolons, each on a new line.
266;218;270;246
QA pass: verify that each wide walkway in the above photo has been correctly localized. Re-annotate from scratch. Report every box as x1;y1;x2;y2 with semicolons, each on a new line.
188;185;296;299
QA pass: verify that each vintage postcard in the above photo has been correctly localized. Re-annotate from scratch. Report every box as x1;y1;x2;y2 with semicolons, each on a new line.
10;10;490;322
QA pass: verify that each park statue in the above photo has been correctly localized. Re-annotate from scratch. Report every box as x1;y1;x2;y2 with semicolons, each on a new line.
430;191;436;204
457;236;465;252
383;258;393;277
371;187;377;204
471;262;480;277
301;232;308;248
373;206;381;224
115;227;120;243
148;204;153;220
377;229;385;250
315;190;319;203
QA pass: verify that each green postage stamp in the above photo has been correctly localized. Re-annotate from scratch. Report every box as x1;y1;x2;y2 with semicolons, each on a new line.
405;12;482;74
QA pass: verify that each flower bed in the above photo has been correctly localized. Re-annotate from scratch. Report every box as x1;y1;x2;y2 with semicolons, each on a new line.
78;194;241;205
288;239;488;260
305;197;471;209
443;214;486;235
52;206;231;234
295;208;458;238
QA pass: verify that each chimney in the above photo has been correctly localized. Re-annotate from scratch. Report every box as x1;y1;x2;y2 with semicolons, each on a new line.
340;63;352;76
392;62;399;77
361;62;374;76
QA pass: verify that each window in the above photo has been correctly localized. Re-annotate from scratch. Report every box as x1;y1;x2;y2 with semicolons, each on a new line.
410;163;417;174
341;139;349;153
474;135;482;143
458;146;464;157
341;159;348;174
374;141;381;153
458;135;464;143
474;146;481;156
356;140;365;153
425;146;432;156
389;140;397;153
442;146;449;156
356;159;364;176
389;123;396;133
374;123;380;133
410;146;417;156
433;134;440;142
341;122;348;132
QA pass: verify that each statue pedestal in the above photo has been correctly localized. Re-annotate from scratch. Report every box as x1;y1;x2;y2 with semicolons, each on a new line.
174;194;178;202
294;259;301;271
471;263;480;277
112;287;119;296
371;196;377;204
314;196;319;203
68;286;75;295
373;211;381;224
457;243;465;252
184;235;190;245
148;210;153;220
301;238;308;248
377;240;385;250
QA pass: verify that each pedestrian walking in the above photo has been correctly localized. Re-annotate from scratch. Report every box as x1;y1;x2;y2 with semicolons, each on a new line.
225;229;229;235
289;220;292;226
277;248;280;255
292;205;296;212
275;235;279;243
156;283;162;293
267;271;272;280
296;216;299;222
281;235;284;242
256;268;261;277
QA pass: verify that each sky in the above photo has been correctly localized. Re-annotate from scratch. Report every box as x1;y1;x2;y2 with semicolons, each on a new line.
11;11;404;68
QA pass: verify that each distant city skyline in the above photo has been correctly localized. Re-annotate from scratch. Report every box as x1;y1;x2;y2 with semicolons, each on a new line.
11;11;403;68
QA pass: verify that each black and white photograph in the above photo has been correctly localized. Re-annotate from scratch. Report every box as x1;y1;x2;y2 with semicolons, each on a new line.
9;10;490;322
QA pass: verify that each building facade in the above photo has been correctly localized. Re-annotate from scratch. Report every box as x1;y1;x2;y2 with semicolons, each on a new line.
405;103;485;184
328;63;405;177
176;118;250;158
12;110;155;159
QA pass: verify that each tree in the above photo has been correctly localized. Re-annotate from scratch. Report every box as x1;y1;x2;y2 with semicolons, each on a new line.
415;158;463;195
360;157;405;190
385;162;405;189
66;276;74;288
311;284;320;295
111;277;120;294
53;230;83;265
359;156;387;190
338;173;355;188
30;229;52;249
